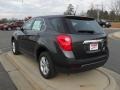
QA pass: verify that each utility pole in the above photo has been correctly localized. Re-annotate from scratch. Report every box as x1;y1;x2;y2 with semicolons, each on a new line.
20;0;23;8
96;4;100;20
74;5;79;16
96;4;103;20
21;0;23;4
96;3;104;20
101;2;104;12
17;0;23;6
16;0;24;19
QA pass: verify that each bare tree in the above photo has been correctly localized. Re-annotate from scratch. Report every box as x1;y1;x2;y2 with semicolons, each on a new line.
64;4;75;15
111;0;120;16
87;3;97;18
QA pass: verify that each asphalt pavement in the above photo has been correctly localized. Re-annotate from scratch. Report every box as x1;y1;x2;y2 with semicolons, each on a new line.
104;40;120;74
0;29;120;74
0;31;13;54
0;62;17;90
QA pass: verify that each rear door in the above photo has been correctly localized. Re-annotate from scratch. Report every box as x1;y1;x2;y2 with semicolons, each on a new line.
19;18;45;55
18;19;35;53
27;18;45;55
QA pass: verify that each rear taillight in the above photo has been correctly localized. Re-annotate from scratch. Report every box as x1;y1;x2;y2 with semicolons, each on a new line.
57;35;72;51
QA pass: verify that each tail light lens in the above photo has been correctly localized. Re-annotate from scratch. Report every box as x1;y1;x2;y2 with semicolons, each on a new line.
57;35;72;51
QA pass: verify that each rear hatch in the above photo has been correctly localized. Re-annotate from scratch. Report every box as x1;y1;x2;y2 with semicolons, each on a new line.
48;16;108;60
71;33;107;60
65;16;108;60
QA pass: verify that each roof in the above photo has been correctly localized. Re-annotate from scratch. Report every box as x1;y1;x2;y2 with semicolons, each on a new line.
35;15;94;20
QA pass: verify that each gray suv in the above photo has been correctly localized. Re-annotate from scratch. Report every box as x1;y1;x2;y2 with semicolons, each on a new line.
11;15;109;79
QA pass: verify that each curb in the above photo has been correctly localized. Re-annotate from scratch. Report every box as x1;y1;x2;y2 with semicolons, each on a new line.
5;53;55;90
110;28;120;30
100;68;120;90
98;68;120;90
4;54;44;90
3;52;120;90
113;32;120;39
105;28;120;30
108;32;120;40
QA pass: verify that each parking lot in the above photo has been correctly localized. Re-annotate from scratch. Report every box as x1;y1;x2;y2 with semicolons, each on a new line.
1;51;118;90
0;29;120;74
0;31;13;53
0;0;120;89
0;28;120;90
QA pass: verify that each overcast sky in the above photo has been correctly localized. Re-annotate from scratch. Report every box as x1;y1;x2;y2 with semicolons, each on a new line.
0;0;112;19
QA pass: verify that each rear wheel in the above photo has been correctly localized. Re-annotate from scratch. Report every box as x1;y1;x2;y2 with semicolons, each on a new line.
39;52;56;79
12;40;20;55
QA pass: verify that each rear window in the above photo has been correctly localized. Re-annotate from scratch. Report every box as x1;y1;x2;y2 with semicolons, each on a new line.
48;17;104;34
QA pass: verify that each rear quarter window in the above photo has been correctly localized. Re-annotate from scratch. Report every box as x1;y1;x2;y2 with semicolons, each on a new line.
48;18;68;33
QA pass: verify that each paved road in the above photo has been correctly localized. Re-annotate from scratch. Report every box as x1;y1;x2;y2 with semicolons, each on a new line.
104;28;120;74
105;40;120;73
0;31;13;54
0;63;17;90
0;29;120;74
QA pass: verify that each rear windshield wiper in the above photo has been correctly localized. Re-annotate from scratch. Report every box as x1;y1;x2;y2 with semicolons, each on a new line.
77;30;95;34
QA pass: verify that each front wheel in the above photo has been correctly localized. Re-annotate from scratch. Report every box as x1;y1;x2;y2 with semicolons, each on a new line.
12;40;20;55
39;52;56;79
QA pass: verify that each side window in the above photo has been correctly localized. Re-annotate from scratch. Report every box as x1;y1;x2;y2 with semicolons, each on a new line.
23;19;34;30
32;19;44;31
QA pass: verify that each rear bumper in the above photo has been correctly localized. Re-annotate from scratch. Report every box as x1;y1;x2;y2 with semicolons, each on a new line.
56;59;107;73
52;54;108;73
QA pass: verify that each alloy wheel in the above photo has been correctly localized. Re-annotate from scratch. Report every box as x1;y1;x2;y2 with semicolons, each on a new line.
40;56;49;75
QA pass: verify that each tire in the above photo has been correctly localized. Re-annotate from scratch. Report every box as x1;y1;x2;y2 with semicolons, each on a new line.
39;52;56;79
12;40;20;55
102;25;106;28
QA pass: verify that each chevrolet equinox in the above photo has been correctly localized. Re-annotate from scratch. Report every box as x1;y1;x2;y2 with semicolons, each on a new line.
11;15;109;79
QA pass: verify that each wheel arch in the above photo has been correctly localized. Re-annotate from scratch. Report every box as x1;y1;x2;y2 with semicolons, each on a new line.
11;32;19;42
35;46;50;62
11;36;15;42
